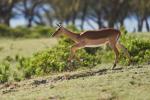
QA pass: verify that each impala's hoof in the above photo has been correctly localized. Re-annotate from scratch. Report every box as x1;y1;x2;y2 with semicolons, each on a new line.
128;60;131;66
127;63;130;66
67;59;71;62
67;59;74;63
112;64;116;70
80;59;83;61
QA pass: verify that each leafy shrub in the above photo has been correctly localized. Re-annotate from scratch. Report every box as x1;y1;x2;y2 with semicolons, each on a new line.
0;24;55;38
121;34;150;64
24;26;55;38
0;24;12;37
21;38;101;77
0;62;10;83
0;56;25;83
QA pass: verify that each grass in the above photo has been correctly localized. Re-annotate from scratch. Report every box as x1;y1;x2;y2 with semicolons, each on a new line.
0;64;150;100
0;38;58;61
129;32;150;40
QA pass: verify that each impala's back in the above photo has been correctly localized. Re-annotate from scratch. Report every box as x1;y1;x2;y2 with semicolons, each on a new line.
80;28;121;40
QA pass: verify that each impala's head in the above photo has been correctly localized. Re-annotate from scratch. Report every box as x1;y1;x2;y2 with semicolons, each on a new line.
52;23;64;37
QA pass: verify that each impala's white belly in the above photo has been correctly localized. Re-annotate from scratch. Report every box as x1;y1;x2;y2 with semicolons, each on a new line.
85;44;105;47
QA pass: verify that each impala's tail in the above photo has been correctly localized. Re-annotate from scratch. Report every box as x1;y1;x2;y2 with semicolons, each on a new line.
116;30;121;42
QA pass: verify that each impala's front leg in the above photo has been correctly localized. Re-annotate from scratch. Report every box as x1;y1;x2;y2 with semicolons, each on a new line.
68;42;85;62
109;41;119;69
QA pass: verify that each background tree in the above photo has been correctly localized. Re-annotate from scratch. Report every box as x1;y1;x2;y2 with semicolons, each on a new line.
0;0;19;26
131;0;150;31
0;0;150;32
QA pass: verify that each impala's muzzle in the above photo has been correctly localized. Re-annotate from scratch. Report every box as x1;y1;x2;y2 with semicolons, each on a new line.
51;32;58;37
51;30;60;38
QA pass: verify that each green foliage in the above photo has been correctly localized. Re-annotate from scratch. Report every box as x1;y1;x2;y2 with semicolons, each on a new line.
121;34;150;64
25;26;55;38
0;62;10;83
0;24;13;37
0;24;54;38
0;56;25;83
21;38;101;77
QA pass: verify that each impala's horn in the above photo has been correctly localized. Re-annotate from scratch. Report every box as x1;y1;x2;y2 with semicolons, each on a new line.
57;23;62;27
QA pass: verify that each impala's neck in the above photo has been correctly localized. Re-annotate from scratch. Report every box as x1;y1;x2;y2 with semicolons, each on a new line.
62;28;80;42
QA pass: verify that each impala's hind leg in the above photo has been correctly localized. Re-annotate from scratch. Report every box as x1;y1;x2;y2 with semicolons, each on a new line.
116;42;131;65
109;42;120;69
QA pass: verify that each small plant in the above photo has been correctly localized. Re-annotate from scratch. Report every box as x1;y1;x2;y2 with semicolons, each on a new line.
0;61;10;83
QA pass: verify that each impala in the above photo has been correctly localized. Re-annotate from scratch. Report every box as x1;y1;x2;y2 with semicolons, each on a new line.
52;24;131;69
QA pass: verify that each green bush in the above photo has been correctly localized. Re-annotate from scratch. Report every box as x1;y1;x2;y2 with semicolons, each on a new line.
121;34;150;64
0;55;26;83
21;38;101;77
0;24;55;38
24;26;55;38
0;62;10;83
0;24;12;37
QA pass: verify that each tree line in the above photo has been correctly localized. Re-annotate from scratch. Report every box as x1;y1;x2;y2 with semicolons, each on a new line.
0;0;150;32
